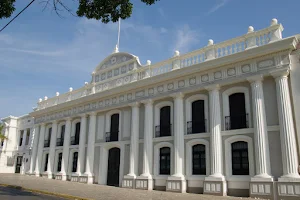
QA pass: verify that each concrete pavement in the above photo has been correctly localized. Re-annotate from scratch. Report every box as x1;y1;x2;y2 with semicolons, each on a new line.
0;174;253;200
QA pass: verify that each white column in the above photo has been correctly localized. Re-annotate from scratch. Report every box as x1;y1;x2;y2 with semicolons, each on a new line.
47;121;58;178
127;102;140;177
248;75;272;179
35;123;46;176
84;112;97;184
60;118;72;181
140;99;153;178
171;93;185;178
205;85;224;179
272;70;300;179
98;146;108;185
77;114;87;176
29;125;40;174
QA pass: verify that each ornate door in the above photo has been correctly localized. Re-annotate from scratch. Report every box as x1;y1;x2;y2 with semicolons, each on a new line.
107;148;120;186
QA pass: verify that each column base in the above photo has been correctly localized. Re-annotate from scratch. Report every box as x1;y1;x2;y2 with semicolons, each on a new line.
277;176;300;199
203;176;227;196
55;172;66;181
166;175;186;193
79;173;94;184
34;171;40;177
135;175;153;190
250;177;274;199
122;175;136;189
70;173;80;182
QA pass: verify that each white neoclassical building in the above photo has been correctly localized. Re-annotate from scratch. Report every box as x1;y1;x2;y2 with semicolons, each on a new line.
1;19;300;199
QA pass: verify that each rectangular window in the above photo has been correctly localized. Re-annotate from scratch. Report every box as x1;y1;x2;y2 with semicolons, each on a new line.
25;129;30;145
19;130;24;146
44;154;49;172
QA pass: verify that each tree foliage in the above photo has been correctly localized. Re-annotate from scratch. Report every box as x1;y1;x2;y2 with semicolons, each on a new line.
0;0;160;23
0;0;16;19
0;123;6;140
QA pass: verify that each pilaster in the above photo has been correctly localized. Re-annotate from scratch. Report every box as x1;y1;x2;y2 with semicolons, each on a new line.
247;75;274;199
81;112;97;184
166;92;186;193
56;117;72;181
46;121;58;179
34;123;46;177
28;125;40;175
204;85;226;196
123;102;140;189
136;99;153;190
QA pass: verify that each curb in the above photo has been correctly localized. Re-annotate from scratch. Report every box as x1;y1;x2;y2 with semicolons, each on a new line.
0;183;91;200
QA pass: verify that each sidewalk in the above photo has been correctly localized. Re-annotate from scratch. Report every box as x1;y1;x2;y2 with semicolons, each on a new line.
0;174;251;200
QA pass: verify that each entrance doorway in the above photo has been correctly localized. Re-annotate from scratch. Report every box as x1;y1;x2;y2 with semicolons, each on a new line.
15;156;23;173
107;148;120;187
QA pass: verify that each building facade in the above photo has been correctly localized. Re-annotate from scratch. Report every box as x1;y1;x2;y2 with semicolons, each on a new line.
1;19;300;199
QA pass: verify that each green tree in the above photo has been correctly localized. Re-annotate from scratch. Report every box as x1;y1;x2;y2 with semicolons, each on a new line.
0;123;7;140
0;0;160;23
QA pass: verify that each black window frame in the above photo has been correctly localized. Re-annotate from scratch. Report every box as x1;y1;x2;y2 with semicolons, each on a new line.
57;152;63;172
192;144;206;175
159;147;171;175
72;152;78;173
44;153;49;172
231;141;249;175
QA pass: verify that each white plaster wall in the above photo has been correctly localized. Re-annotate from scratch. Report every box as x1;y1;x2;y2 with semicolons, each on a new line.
268;131;283;178
93;146;100;183
122;108;131;140
96;114;105;142
263;77;279;126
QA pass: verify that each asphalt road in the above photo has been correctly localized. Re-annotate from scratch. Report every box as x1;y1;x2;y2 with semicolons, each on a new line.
0;186;66;200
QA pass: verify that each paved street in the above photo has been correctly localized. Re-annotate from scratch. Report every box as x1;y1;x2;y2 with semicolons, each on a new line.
0;186;65;200
0;174;253;200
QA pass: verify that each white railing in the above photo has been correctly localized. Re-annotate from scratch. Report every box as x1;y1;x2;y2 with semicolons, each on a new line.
36;19;283;110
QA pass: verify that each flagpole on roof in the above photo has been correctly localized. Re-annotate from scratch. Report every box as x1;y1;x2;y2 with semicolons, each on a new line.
114;17;121;53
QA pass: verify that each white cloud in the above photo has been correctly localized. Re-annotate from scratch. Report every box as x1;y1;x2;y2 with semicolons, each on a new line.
173;24;201;53
0;47;64;57
207;0;230;15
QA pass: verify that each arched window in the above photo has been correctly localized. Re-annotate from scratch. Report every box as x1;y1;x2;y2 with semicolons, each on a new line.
57;153;63;172
71;122;80;145
231;141;249;175
108;114;119;142
188;100;206;134
192;144;206;175
159;147;171;175
157;106;171;137
226;93;248;130
44;153;49;172
72;152;78;173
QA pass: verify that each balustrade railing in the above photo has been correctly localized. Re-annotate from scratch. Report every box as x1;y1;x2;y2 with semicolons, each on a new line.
155;124;172;137
44;140;50;148
225;113;249;130
56;138;64;146
187;120;207;134
105;131;119;142
36;20;283;110
70;136;79;145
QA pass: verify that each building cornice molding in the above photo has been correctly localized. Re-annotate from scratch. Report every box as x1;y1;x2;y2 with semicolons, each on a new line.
31;40;295;124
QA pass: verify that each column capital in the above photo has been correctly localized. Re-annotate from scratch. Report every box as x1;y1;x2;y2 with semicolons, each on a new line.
247;74;264;83
205;84;220;91
129;102;140;108
88;111;97;117
170;92;184;99
51;120;58;125
64;117;72;121
270;69;290;79
40;123;46;127
141;99;153;105
79;113;88;118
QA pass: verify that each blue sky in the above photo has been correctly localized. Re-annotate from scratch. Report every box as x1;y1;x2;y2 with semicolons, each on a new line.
1;0;300;118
